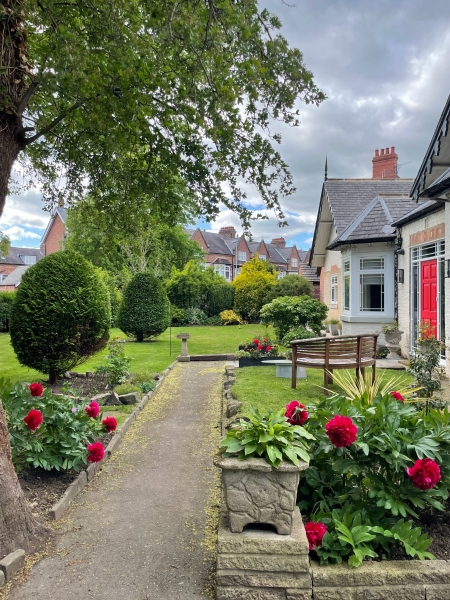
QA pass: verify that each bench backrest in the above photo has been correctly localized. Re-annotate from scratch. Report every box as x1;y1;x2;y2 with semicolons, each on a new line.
291;334;378;365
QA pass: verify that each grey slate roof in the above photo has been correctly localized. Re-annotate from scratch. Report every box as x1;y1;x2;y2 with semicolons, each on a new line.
266;244;288;264
391;200;444;227
299;263;320;283
328;195;426;249
1;246;44;265
324;179;414;236
201;231;233;255
0;265;29;286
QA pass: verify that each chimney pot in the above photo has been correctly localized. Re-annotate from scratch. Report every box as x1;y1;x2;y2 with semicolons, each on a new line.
385;147;389;154
380;149;385;156
375;149;379;157
391;146;395;153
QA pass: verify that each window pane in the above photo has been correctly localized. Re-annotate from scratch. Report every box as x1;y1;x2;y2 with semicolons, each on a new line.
344;260;350;272
238;251;246;261
344;275;350;310
421;243;437;258
412;247;419;261
412;263;419;347
259;254;266;261
360;258;384;270
360;274;384;311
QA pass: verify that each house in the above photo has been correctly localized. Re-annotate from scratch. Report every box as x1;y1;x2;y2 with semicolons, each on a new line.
0;247;44;291
40;207;67;255
309;148;419;338
188;226;316;290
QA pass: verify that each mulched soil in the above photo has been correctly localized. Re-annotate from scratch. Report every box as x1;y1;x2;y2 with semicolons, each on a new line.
49;373;110;399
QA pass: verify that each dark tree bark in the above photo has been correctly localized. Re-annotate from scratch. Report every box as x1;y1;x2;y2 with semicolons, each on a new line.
0;115;26;217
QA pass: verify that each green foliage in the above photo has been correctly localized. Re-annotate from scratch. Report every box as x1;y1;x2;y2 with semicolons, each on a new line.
265;274;312;302
239;333;279;358
233;257;277;321
119;273;170;342
205;315;223;326
199;269;234;316
0;234;10;260
95;268;122;327
298;383;450;564
141;380;157;394
166;261;206;309
220;310;242;325
114;383;141;395
10;250;110;382
184;307;208;326
260;295;328;341
129;371;158;385
1;378;103;472
220;407;314;468
0;291;16;332
408;339;444;402
281;326;317;347
95;337;131;386
170;306;186;325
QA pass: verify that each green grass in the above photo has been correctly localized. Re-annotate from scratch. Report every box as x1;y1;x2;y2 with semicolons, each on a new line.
0;324;263;383
233;366;416;417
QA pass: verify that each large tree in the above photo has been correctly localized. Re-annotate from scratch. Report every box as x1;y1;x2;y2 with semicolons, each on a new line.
0;0;324;557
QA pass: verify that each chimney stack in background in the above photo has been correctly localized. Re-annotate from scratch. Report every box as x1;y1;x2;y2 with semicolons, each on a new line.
372;147;398;179
219;226;237;239
270;237;286;248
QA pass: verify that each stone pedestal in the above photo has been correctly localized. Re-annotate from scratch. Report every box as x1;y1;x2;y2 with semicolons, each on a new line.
216;507;311;600
176;332;190;358
215;457;308;535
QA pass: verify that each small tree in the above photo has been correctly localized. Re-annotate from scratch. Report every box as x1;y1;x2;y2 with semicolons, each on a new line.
260;295;328;342
10;251;110;383
232;257;277;321
166;261;205;309
265;274;312;302
119;273;170;342
0;291;16;332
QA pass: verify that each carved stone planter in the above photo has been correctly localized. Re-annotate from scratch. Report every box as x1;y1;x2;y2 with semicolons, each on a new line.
214;456;308;535
384;330;403;359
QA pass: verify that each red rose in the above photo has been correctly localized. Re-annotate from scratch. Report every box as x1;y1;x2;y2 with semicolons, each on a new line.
102;416;117;433
87;441;104;463
407;458;441;490
391;391;404;402
29;383;44;397
305;521;327;551
325;415;358;447
266;345;273;352
285;401;308;426
253;339;260;345
24;409;43;431
85;401;100;418
257;344;263;351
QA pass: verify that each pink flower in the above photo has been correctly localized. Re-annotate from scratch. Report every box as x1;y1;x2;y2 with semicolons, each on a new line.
285;401;308;426
85;401;100;418
102;416;117;433
407;458;441;490
305;521;327;550
391;391;404;402
87;442;104;463
29;383;44;397
24;409;43;431
325;415;358;447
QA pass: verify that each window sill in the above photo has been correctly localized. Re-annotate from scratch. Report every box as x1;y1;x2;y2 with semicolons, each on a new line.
341;314;394;323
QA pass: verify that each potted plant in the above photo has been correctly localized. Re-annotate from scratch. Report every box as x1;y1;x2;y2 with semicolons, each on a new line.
237;334;280;367
214;406;312;535
328;318;341;336
381;321;403;359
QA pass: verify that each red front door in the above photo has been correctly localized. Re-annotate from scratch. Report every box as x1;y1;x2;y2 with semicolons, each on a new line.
421;259;438;336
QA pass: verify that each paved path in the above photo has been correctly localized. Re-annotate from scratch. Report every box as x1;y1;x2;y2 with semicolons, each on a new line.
8;362;224;600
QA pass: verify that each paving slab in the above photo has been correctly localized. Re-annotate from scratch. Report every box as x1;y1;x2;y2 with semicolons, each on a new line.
8;361;225;600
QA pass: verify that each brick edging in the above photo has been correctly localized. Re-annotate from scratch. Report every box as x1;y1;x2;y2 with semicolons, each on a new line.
49;359;178;520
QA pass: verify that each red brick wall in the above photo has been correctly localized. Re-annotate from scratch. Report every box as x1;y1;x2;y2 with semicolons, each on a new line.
372;147;398;179
0;285;16;292
43;215;66;255
410;223;445;247
0;264;18;278
192;229;208;252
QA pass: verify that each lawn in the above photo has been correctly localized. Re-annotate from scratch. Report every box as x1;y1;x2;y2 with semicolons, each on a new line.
232;366;416;417
0;324;266;383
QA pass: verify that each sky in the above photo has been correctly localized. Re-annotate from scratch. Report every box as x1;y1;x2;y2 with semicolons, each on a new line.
2;0;450;250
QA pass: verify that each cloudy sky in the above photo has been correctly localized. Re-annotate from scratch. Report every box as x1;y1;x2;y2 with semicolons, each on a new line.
2;0;450;249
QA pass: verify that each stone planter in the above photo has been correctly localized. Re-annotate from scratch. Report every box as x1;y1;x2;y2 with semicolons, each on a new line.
214;456;308;535
329;324;340;336
238;357;281;368
384;330;403;360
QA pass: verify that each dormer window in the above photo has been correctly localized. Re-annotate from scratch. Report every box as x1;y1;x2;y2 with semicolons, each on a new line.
19;255;36;265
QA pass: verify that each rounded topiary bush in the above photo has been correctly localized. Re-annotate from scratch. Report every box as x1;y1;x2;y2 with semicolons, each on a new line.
10;250;110;383
119;272;170;342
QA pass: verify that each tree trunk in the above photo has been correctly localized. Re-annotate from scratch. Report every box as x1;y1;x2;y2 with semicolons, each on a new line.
0;399;44;558
49;370;59;385
0;115;25;217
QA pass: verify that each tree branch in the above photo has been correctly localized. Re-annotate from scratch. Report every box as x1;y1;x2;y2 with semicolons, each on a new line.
25;101;82;145
17;79;40;116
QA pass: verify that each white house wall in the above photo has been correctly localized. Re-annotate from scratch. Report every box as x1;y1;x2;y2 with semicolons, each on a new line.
322;225;342;320
446;204;450;377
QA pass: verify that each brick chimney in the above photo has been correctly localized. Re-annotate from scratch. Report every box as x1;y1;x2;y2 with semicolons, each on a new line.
372;147;398;179
219;226;237;239
271;237;286;248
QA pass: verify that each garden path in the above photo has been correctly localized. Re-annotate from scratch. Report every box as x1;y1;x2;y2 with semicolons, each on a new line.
8;361;225;600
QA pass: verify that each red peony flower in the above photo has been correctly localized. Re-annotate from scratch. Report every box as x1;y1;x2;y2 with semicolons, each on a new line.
285;401;308;426
407;458;441;490
305;521;327;551
24;409;43;431
257;344;263;351
29;383;44;397
266;345;273;352
102;416;117;433
85;401;100;418
253;339;260;345
391;391;404;402
87;441;104;463
325;415;358;447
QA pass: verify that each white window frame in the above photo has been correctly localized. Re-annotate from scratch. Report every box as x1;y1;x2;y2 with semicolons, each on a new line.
291;258;298;268
19;255;36;265
0;274;6;282
343;259;351;313
258;254;266;261
277;271;286;279
330;274;338;305
238;251;247;261
213;264;231;281
358;257;385;313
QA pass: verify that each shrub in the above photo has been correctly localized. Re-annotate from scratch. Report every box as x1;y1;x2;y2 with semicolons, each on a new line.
184;307;208;325
1;378;109;472
166;260;205;308
119;272;170;341
408;337;444;406
296;371;449;566
281;326;317;347
130;371;157;384
260;295;328;341
232;257;277;321
205;315;223;326
0;291;16;332
95;337;131;386
239;333;278;358
141;381;157;394
200;270;234;316
220;310;242;325
10;250;110;383
265;274;312;302
114;383;141;395
170;306;186;325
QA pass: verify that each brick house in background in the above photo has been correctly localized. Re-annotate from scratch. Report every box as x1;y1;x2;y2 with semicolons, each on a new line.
188;225;318;294
40;207;67;255
0;247;44;291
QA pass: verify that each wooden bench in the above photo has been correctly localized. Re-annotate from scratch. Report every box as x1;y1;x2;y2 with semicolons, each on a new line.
290;334;378;390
